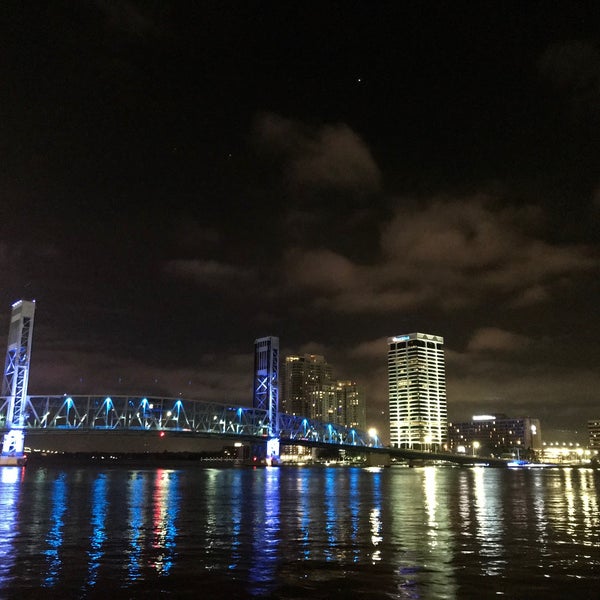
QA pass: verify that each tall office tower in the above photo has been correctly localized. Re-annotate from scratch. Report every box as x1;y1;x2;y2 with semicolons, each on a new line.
253;336;279;435
388;333;447;450
334;380;366;430
282;354;333;420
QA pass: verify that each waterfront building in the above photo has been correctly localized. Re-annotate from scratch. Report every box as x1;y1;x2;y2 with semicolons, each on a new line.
334;380;366;431
541;441;597;464
281;354;366;429
387;332;447;450
282;354;333;420
447;414;542;458
588;419;600;449
589;420;600;449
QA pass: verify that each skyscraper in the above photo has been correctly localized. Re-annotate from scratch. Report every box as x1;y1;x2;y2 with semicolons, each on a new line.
281;354;333;420
334;380;366;431
388;333;447;449
281;354;367;429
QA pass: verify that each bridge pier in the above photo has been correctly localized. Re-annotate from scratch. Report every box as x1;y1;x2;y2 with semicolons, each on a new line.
248;438;280;466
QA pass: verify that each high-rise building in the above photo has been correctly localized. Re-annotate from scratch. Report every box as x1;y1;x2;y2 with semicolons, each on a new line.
334;380;366;431
388;332;447;449
281;353;367;429
253;336;279;435
282;354;333;420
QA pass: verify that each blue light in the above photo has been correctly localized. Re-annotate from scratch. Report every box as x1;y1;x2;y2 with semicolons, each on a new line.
85;474;107;589
127;472;146;582
392;335;411;342
43;474;67;587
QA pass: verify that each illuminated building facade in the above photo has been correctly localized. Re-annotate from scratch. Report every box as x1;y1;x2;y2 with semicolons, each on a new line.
589;420;600;449
334;380;366;430
253;336;279;435
447;414;542;458
388;332;447;450
282;354;333;420
281;355;366;428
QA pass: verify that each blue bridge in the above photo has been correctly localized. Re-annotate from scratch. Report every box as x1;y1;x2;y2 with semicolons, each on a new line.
0;393;380;449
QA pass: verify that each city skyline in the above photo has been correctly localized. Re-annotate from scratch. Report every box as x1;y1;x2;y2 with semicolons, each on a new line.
1;3;599;442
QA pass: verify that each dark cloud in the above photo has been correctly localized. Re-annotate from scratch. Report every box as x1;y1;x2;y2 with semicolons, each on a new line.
253;113;382;193
466;327;531;353
284;196;597;313
162;259;249;287
93;0;160;38
538;40;600;122
539;40;600;91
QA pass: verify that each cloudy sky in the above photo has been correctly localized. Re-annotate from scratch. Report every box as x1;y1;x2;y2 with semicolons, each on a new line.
1;2;599;441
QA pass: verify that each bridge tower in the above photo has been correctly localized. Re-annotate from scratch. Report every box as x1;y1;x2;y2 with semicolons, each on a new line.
253;336;280;462
1;299;35;464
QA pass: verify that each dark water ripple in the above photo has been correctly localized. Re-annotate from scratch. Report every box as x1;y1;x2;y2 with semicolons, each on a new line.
0;464;599;598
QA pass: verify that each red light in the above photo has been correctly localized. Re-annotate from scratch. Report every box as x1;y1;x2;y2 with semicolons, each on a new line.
159;431;165;438
253;456;257;461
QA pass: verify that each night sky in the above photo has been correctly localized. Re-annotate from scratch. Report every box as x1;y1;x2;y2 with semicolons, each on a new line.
1;2;599;442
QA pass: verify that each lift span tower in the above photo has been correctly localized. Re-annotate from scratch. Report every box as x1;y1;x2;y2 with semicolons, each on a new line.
1;299;35;466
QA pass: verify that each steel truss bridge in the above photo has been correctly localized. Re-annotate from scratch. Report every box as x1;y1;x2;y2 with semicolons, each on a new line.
0;394;382;449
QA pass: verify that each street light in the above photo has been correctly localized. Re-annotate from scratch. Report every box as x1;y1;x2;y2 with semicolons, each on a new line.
473;440;480;456
424;435;432;452
368;428;378;447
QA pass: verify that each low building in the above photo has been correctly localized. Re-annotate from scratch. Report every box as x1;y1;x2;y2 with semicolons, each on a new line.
447;414;542;459
541;441;597;465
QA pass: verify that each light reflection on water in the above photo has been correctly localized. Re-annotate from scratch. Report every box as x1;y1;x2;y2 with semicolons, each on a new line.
42;472;67;587
0;465;598;598
0;467;22;588
126;471;146;582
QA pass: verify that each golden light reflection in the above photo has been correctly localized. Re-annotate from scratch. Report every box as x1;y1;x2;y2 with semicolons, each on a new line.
473;468;505;576
423;467;437;531
579;470;599;546
370;506;382;562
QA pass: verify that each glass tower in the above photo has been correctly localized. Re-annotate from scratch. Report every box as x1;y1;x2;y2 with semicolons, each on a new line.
388;332;447;450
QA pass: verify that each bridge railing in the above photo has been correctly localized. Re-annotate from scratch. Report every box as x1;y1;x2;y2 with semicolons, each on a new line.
0;395;382;448
277;413;379;447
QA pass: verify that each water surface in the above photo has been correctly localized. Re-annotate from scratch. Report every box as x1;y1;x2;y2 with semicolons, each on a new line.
0;464;598;598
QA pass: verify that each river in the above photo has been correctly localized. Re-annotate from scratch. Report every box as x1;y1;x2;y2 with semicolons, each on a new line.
0;463;598;598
